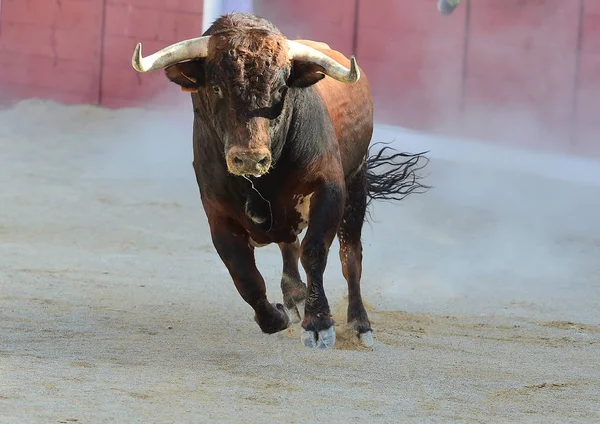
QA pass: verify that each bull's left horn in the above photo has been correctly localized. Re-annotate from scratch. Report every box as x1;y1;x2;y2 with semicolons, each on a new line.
287;40;360;84
132;36;211;73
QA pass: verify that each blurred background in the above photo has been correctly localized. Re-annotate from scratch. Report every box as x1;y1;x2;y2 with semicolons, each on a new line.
0;0;597;157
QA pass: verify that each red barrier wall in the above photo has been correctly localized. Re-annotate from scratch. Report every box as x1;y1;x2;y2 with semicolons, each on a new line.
354;0;467;133
101;0;204;108
464;0;580;153
0;0;203;108
0;0;104;104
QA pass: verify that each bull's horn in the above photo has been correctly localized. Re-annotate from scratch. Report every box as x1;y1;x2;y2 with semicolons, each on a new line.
131;36;211;73
287;40;360;83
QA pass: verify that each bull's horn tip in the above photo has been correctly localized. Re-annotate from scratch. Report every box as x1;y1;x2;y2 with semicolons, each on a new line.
132;42;144;72
350;56;360;82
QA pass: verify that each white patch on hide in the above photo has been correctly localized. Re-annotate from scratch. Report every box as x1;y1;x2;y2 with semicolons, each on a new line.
292;192;313;235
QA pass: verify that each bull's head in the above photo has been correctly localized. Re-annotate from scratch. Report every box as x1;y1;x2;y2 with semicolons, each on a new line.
131;25;359;178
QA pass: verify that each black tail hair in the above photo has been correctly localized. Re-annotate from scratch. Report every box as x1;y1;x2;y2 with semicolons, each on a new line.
365;142;431;208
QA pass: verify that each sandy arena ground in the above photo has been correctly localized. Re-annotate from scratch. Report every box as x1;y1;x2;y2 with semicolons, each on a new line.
1;99;599;423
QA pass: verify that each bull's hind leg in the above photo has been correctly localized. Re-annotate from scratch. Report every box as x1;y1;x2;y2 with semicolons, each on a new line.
337;167;374;347
278;241;307;324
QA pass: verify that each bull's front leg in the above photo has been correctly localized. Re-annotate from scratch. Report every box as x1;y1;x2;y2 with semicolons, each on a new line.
300;182;345;349
279;240;307;324
209;216;291;334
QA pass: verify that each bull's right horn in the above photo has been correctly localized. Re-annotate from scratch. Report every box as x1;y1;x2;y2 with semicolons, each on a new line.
287;40;360;84
132;36;211;73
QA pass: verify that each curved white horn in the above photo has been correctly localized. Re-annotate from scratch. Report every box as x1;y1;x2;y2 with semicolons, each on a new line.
287;40;360;84
132;36;211;73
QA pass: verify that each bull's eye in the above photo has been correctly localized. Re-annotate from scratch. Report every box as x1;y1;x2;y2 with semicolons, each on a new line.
211;85;222;96
273;85;286;102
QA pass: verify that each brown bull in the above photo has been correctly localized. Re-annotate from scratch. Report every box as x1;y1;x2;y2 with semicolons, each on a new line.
131;13;427;349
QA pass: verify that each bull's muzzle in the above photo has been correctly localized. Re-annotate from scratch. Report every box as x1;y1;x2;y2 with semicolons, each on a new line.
226;146;272;177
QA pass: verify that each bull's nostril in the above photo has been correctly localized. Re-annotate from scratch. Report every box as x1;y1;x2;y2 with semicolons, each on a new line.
233;156;244;166
258;157;269;167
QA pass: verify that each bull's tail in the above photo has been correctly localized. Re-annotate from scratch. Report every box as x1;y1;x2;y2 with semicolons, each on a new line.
365;142;430;208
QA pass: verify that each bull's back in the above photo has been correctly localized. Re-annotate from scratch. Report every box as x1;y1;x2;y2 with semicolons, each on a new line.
296;40;374;178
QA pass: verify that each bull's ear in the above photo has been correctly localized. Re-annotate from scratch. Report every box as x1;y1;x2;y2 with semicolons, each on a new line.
287;61;326;88
165;59;206;92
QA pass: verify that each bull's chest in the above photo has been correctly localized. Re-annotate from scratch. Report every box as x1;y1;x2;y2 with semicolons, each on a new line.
243;190;313;247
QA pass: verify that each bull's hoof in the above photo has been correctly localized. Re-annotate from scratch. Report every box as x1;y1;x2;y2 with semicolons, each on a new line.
348;310;373;348
358;330;374;348
300;326;336;349
255;303;292;334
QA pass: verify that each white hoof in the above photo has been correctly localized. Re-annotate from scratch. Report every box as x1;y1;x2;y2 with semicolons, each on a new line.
359;331;374;348
317;327;336;349
300;329;317;347
300;326;336;349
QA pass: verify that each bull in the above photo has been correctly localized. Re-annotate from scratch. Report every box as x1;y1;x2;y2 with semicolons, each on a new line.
131;13;427;349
